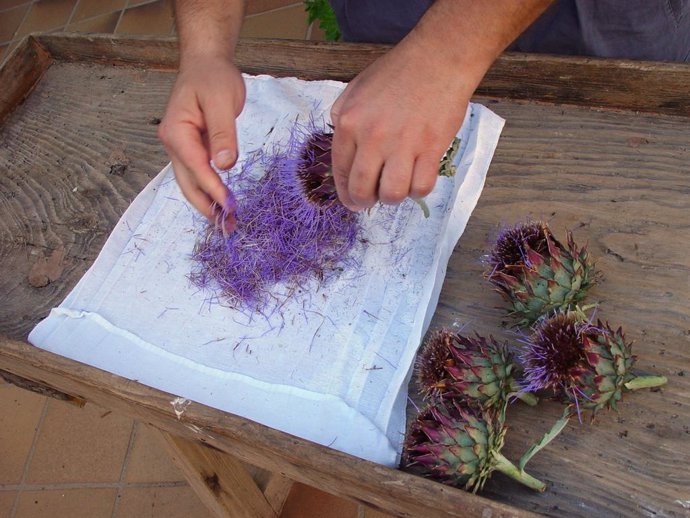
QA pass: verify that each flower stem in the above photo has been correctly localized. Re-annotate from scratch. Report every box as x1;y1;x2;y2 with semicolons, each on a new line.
512;391;538;406
624;375;667;391
492;451;546;492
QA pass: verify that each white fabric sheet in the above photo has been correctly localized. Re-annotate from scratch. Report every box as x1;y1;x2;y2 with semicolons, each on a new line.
29;74;504;466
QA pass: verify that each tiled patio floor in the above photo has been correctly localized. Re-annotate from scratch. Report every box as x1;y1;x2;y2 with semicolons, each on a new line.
0;1;392;516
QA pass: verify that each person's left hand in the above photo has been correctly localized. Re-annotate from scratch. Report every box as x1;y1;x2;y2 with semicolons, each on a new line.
330;33;480;211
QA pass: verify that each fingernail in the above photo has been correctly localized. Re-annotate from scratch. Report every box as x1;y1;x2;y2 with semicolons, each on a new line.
214;149;236;169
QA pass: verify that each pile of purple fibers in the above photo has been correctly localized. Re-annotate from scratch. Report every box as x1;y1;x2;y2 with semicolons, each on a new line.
190;123;360;311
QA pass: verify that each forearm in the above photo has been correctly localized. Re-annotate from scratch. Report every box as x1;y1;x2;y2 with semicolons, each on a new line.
407;0;553;91
174;0;246;64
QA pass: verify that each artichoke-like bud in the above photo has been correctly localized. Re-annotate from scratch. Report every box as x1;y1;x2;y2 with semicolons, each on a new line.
521;310;667;418
297;131;337;207
486;221;596;326
417;330;536;408
404;400;545;492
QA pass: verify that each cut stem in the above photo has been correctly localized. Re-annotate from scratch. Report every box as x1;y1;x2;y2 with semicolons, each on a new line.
511;391;538;406
624;375;668;391
518;407;571;471
492;451;546;492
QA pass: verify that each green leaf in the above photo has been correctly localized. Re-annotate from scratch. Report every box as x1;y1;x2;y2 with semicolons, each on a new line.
518;408;571;471
304;0;341;41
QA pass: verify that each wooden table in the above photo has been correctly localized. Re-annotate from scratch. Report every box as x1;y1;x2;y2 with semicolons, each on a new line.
1;34;689;518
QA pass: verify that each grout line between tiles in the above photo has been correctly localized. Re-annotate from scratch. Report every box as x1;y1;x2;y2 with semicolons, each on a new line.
110;420;139;518
0;2;32;16
244;2;304;19
11;0;34;43
64;0;82;29
8;396;49;518
63;8;128;32
127;0;162;9
114;1;130;35
0;481;189;491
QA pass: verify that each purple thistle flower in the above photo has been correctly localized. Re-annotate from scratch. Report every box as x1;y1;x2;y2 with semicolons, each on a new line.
519;310;590;396
190;119;360;311
519;310;667;420
487;221;548;275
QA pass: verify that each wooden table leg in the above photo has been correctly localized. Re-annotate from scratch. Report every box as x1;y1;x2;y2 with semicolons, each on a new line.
159;429;292;518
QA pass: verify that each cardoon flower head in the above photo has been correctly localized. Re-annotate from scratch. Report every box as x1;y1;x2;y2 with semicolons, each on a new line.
297;130;337;206
404;399;545;492
416;329;536;409
520;310;667;418
485;221;596;326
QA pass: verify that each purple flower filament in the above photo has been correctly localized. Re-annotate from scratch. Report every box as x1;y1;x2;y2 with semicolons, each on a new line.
190;121;360;311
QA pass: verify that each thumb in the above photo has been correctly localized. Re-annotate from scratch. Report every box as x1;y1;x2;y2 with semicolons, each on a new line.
205;101;239;170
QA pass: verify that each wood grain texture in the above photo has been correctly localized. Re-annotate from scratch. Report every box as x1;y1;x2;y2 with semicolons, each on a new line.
0;36;689;517
160;430;279;518
0;337;536;518
0;36;52;125
32;34;690;116
0;63;171;339
409;98;690;517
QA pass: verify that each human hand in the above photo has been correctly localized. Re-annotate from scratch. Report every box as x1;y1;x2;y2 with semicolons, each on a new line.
330;39;475;211
158;54;246;224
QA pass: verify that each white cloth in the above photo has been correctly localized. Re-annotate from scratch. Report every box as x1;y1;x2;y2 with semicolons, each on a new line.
29;74;504;466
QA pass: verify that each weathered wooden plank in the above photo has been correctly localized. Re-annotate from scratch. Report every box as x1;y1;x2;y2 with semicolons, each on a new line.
0;63;171;340
0;37;688;517
0;368;85;406
0;337;535;518
411;97;690;517
240;463;294;515
160;429;279;518
32;33;690;116
260;473;294;516
0;36;52;124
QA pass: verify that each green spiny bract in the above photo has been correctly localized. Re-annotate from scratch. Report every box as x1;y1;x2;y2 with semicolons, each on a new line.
404;400;545;492
486;221;596;327
416;330;534;409
521;310;667;418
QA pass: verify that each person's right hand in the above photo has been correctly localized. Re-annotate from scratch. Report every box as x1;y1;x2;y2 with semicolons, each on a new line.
158;54;246;224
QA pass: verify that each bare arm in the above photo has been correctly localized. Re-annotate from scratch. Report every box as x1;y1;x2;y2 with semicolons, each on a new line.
330;0;554;210
158;0;246;225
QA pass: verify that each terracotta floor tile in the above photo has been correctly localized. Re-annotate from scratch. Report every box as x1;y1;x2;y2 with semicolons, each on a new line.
0;0;30;12
0;3;29;42
115;486;211;518
362;506;396;518
280;483;358;518
124;424;185;483
246;0;301;16
26;400;133;484
14;488;116;518
116;0;174;36
241;4;309;40
0;491;18;516
66;11;120;34
71;0;125;23
15;0;77;37
309;21;327;41
0;44;7;63
0;385;46;484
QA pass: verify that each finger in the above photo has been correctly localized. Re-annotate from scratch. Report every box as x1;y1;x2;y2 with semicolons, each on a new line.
348;146;384;209
204;96;240;170
410;152;441;199
331;124;358;210
378;152;414;205
166;121;229;208
171;157;217;220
